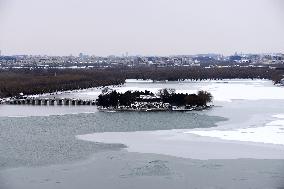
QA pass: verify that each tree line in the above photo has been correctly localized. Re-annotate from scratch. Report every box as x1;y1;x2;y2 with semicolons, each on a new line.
123;67;283;82
0;67;283;98
0;68;125;98
158;89;213;106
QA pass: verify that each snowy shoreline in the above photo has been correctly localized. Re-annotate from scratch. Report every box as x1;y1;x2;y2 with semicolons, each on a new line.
1;78;281;102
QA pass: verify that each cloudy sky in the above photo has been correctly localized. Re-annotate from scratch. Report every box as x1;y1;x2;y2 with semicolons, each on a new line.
0;0;283;56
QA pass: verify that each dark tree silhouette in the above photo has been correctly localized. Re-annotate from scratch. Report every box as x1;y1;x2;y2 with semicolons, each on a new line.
0;67;283;98
96;89;213;109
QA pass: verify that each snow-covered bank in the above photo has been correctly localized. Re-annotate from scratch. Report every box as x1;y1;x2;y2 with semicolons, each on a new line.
80;79;284;102
22;79;283;103
125;79;154;83
199;82;284;102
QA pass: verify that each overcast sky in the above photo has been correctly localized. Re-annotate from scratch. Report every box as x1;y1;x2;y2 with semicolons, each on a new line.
0;0;283;56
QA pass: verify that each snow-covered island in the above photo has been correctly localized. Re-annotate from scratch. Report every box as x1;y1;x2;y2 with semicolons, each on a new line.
96;88;213;112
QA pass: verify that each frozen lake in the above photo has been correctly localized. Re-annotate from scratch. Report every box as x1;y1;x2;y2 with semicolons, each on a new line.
1;79;284;189
1;79;284;161
75;79;284;159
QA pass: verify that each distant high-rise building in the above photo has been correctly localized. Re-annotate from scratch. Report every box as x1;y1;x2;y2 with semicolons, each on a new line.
79;53;84;58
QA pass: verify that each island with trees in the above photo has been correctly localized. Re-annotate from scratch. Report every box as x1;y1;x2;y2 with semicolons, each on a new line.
96;88;213;112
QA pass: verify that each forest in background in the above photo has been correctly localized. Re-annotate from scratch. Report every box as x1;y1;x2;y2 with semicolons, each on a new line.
0;69;125;98
0;67;283;98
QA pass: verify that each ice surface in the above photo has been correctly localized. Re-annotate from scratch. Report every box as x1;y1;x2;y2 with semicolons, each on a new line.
76;80;284;159
186;116;284;145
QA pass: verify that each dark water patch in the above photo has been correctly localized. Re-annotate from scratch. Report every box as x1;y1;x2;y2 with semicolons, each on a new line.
0;112;226;170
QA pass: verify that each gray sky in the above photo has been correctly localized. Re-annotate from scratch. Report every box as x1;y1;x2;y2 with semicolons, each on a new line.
0;0;283;56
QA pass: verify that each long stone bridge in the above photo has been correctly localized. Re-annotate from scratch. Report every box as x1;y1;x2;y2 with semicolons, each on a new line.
0;97;96;106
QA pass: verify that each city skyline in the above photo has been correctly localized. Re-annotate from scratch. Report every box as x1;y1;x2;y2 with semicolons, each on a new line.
0;0;284;56
1;51;283;57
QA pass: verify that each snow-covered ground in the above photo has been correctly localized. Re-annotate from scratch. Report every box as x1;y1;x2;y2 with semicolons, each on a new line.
73;79;284;102
199;82;284;102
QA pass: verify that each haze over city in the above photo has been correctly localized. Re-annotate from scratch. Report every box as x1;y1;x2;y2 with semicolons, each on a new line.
0;0;283;56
